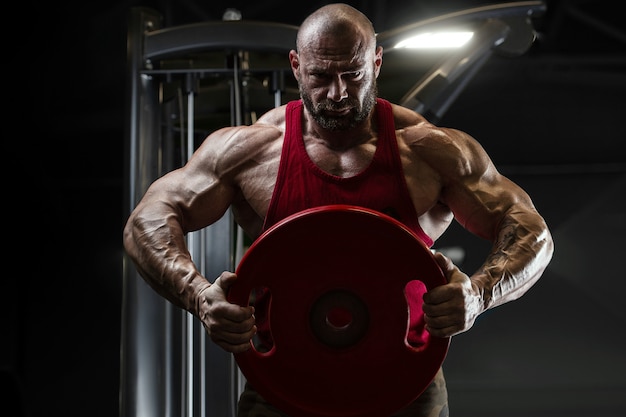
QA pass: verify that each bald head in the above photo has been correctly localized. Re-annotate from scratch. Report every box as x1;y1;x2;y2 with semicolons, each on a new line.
289;4;382;131
296;3;376;52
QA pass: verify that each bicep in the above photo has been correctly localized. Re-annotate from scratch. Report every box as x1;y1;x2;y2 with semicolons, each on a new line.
159;165;235;233
134;131;239;233
437;134;534;241
446;169;534;241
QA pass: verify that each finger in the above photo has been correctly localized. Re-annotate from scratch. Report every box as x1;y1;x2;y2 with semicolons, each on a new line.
206;318;257;353
423;306;467;337
214;335;255;354
422;296;456;316
424;320;462;338
220;309;257;332
220;342;251;354
424;310;456;329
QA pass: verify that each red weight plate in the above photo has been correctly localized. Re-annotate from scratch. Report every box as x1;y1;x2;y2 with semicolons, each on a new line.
229;205;450;417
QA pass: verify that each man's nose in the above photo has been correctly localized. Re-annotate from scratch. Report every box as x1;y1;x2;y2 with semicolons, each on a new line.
327;77;348;102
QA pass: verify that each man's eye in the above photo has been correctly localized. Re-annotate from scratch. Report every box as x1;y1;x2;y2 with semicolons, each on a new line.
345;71;362;80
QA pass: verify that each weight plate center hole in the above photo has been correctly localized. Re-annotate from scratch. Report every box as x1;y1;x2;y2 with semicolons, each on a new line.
326;306;353;330
310;289;369;349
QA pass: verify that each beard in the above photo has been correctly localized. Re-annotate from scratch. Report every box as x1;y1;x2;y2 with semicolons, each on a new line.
300;82;378;131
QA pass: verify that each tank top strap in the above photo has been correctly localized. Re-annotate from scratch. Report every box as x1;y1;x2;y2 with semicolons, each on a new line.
263;100;302;231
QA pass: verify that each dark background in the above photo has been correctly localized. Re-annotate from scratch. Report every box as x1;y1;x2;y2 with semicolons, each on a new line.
6;0;625;416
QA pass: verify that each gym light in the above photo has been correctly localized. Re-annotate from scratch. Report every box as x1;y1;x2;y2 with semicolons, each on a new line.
394;31;474;49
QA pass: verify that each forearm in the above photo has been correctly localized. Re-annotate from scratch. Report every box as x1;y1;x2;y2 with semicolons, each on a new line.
471;208;554;310
123;206;211;316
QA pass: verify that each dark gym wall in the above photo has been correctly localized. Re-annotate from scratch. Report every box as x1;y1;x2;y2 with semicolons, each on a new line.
7;1;625;416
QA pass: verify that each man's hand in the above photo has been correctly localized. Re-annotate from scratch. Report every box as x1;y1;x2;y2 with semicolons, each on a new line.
422;253;484;338
197;271;257;353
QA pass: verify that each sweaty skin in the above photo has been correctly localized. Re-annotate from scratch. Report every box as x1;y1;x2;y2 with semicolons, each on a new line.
123;0;553;370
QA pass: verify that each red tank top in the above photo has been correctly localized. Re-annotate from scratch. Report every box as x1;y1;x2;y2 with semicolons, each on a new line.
264;98;433;247
254;99;432;349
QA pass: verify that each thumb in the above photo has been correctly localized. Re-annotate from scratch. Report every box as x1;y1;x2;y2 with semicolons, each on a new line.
433;252;465;284
214;271;238;293
433;252;453;282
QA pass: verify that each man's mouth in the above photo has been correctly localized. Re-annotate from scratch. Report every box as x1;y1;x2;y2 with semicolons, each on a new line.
324;108;351;116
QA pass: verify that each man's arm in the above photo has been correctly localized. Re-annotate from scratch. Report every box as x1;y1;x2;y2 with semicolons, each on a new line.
422;128;554;336
123;127;234;312
457;175;553;306
122;170;231;313
123;126;257;352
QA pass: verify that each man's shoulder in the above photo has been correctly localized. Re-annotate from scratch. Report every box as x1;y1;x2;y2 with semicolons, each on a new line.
198;108;285;161
255;103;290;128
388;104;476;161
388;102;430;130
214;106;287;143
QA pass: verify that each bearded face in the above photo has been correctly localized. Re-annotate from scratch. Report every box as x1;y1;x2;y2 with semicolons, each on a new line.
299;79;378;131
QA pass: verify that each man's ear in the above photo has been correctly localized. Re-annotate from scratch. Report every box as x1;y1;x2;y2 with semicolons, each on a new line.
374;46;383;78
289;50;300;80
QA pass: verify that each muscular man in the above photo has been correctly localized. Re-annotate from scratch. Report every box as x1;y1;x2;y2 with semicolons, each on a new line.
123;3;554;416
